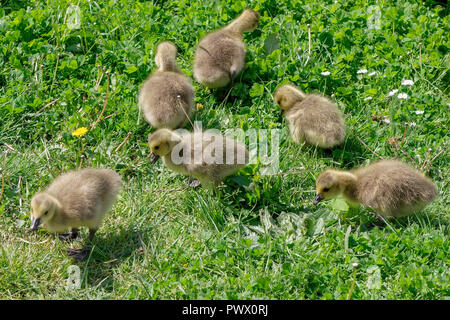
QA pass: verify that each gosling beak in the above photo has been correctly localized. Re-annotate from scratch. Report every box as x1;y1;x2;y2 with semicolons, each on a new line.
150;152;160;165
313;194;323;205
30;217;41;231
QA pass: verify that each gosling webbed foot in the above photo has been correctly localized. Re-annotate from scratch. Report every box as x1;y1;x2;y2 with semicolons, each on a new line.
59;233;72;241
66;248;90;262
189;179;201;188
184;177;201;188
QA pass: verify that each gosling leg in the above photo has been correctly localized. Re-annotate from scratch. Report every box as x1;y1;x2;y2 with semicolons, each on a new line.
66;229;97;261
88;229;97;242
368;212;387;228
59;228;80;241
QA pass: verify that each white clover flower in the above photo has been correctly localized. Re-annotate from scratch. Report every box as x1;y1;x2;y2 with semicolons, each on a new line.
383;118;391;124
409;122;417;127
321;71;331;76
387;89;399;97
398;93;408;99
357;69;368;74
401;79;414;86
352;263;360;268
364;96;373;101
368;71;377;77
415;110;424;115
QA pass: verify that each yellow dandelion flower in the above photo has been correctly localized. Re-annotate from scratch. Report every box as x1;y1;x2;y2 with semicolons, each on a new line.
183;263;188;267
72;127;88;137
196;103;204;110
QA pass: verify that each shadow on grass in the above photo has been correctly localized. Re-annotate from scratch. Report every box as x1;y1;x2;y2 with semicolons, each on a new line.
394;212;449;230
310;135;369;167
218;174;291;220
211;85;234;105
67;224;145;290
179;173;290;231
357;210;449;233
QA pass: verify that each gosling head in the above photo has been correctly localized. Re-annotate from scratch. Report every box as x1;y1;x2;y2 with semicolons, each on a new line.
274;84;306;112
236;9;260;32
30;192;60;231
314;170;345;204
148;128;180;164
155;41;178;71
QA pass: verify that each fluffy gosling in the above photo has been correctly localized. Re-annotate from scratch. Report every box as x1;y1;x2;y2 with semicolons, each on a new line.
30;168;122;260
274;84;346;148
148;128;248;189
139;41;194;129
314;160;437;219
193;9;260;88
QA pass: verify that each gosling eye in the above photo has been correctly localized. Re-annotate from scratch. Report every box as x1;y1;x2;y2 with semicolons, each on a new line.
44;210;48;215
323;188;330;192
154;146;160;150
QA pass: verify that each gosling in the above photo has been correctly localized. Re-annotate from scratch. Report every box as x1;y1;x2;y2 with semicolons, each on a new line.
139;41;194;129
274;84;346;148
193;9;260;88
148;128;249;189
314;160;437;219
30;168;122;259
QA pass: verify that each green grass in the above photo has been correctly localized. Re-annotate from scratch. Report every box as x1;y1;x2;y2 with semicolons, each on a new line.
0;0;449;299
